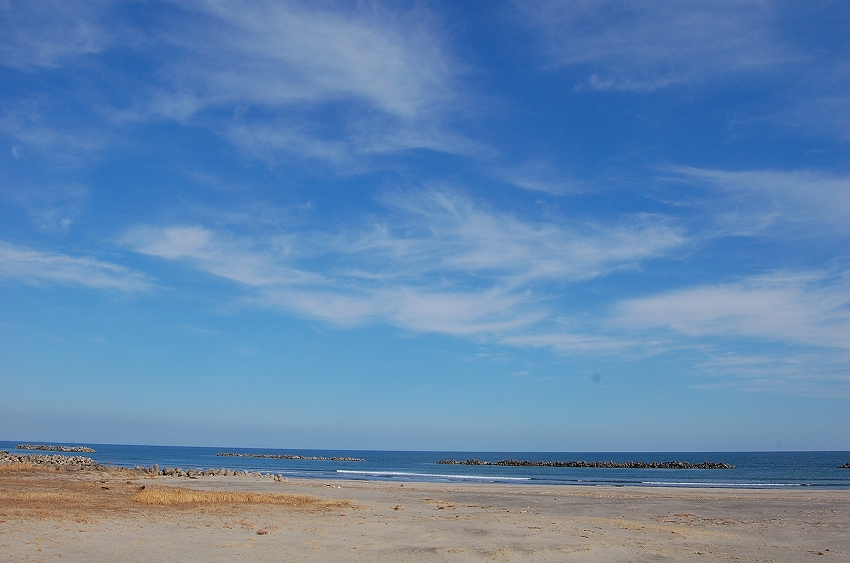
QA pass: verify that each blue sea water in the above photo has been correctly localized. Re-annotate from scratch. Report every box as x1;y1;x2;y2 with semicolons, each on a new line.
3;441;849;489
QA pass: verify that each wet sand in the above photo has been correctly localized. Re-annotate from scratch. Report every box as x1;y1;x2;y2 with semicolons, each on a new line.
1;467;848;562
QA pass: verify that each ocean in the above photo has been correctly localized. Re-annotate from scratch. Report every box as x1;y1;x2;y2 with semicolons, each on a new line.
3;442;849;489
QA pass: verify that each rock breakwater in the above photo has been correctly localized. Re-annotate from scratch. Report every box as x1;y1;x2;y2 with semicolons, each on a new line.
840;462;850;469
1;450;105;470
132;464;288;481
16;443;96;453
217;452;364;462
435;459;736;469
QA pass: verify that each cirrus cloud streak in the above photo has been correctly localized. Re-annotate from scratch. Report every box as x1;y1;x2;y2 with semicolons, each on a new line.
614;272;850;350
125;189;686;338
0;241;149;292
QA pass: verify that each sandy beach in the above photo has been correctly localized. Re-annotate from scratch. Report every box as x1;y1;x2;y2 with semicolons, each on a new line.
1;466;848;562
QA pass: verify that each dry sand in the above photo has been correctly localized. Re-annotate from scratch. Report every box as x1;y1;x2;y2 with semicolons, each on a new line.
1;466;848;562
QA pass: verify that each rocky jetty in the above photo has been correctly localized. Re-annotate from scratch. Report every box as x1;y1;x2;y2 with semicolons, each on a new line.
131;464;287;482
217;452;364;462
436;459;735;469
1;452;288;482
840;462;850;469
1;450;105;470
16;443;96;453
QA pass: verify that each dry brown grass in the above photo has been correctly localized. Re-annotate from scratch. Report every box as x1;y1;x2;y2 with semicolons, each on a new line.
0;471;133;522
0;490;90;502
0;462;39;472
134;487;353;510
1;467;355;524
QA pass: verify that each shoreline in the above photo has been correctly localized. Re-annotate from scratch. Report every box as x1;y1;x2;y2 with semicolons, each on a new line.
6;452;847;496
3;450;849;490
2;465;848;561
162;472;850;500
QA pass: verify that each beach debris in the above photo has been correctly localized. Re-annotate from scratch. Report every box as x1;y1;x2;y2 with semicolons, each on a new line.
217;452;364;462
16;444;96;453
435;459;736;469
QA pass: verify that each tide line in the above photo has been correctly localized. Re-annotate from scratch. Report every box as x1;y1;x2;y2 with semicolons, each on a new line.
641;481;802;487
336;470;531;481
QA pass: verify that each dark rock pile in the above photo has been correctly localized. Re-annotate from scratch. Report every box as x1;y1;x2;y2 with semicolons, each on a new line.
217;452;364;462
16;444;96;453
0;452;286;481
132;464;287;481
436;459;735;469
839;462;850;469
1;450;105;470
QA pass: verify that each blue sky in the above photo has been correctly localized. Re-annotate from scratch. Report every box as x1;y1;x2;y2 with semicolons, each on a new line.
1;1;848;451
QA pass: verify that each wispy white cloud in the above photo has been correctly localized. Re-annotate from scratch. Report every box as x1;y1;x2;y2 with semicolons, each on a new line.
261;285;544;336
226;122;352;166
0;0;113;69
518;0;786;90
607;271;850;393
1;1;470;165
500;332;637;353
131;0;466;160
0;100;110;163
167;0;452;120
690;349;850;397
614;272;850;349
345;117;488;158
225;116;487;167
780;90;850;142
124;225;319;287
366;191;685;285
0;241;149;292
666;166;850;235
517;1;850;139
493;160;590;196
125;189;685;338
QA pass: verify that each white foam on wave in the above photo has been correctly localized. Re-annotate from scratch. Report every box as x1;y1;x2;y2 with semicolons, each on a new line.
337;470;531;481
642;481;802;487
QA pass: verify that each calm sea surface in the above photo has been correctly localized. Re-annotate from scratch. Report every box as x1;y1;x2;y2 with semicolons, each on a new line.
3;442;849;489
